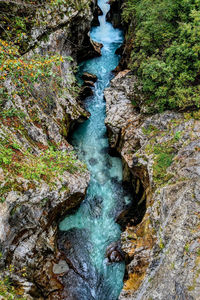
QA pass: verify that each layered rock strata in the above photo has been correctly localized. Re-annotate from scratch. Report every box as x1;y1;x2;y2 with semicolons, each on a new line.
105;70;200;300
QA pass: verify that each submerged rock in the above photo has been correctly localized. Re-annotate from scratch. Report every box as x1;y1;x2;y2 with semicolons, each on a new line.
57;229;99;299
89;158;98;166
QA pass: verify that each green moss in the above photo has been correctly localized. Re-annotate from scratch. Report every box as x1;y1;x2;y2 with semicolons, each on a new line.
142;125;159;136
144;139;175;186
171;262;175;269
153;151;174;184
159;238;165;250
184;110;200;121
185;243;190;253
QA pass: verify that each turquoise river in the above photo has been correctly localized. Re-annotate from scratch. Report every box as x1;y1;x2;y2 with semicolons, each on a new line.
59;0;132;299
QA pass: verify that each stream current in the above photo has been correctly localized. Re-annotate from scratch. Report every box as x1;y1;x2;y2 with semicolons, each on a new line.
59;1;132;299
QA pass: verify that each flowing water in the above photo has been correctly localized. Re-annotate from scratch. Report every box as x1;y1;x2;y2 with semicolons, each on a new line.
59;1;132;299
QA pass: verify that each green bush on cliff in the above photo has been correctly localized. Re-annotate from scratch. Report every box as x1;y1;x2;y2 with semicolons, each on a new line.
0;266;27;299
0;136;86;198
123;0;200;111
0;276;16;299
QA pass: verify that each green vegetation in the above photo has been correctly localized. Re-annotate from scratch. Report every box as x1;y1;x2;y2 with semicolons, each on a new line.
0;38;73;108
140;126;180;187
159;238;165;250
123;0;200;112
0;275;20;300
142;125;159;136
0;265;27;299
0;0;91;52
153;150;174;184
0;135;86;200
185;242;190;252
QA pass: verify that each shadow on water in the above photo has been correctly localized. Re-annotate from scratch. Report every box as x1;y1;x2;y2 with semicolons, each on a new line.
58;1;134;299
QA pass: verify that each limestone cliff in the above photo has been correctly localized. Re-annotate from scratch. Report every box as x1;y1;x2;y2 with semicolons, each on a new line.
105;71;200;300
0;0;99;298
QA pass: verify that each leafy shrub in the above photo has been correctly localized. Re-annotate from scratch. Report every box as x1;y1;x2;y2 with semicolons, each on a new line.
0;136;86;198
123;0;200;112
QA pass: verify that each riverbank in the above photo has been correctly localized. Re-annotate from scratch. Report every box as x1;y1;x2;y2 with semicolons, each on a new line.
104;70;200;300
105;0;200;298
0;0;97;298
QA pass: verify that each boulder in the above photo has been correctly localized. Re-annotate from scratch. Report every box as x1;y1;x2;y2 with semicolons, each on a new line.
83;80;95;87
106;241;125;263
82;72;98;82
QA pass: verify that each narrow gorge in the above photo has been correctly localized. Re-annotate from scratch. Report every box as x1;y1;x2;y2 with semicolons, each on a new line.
0;0;200;299
57;1;132;298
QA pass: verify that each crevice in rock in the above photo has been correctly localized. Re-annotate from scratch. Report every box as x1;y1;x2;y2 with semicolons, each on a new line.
116;165;147;231
106;0;123;29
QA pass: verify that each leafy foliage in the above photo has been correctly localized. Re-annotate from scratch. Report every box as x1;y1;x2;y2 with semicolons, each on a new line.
0;39;69;107
0;265;27;299
0;136;86;195
123;0;200;111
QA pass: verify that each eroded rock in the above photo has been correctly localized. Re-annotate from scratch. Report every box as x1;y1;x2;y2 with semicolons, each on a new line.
82;72;98;82
105;70;200;300
0;0;98;298
106;241;125;263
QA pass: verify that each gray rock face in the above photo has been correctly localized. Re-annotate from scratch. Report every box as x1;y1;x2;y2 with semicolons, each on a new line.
104;71;200;300
0;1;98;298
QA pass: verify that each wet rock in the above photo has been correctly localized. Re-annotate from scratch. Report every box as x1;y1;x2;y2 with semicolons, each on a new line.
97;5;103;16
57;229;102;299
77;38;103;63
106;241;125;263
79;86;94;99
82;72;98;82
58;229;94;281
91;40;103;56
92;5;103;27
83;80;95;87
61;269;96;300
89;158;98;166
106;0;123;28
